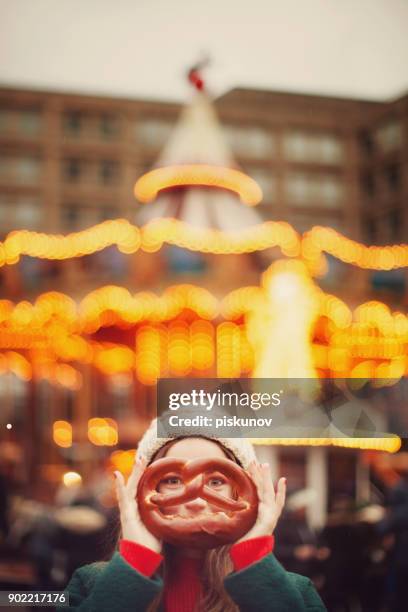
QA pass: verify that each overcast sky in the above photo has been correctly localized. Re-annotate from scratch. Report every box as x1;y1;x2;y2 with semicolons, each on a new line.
1;0;408;102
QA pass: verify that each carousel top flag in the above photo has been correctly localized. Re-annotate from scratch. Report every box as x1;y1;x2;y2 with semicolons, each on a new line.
0;64;407;453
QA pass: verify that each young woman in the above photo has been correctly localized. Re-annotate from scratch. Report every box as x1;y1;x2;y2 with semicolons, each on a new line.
60;422;326;611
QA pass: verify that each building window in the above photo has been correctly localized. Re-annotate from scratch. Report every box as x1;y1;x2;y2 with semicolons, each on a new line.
319;135;344;164
63;111;82;136
19;111;42;136
319;176;343;207
374;120;403;153
0;109;42;137
0;156;41;184
284;132;309;162
286;173;309;204
361;171;375;197
284;131;344;164
16;157;41;184
99;160;119;185
63;158;82;182
61;204;83;231
135;118;174;148
285;172;343;208
0;196;41;230
98;206;117;222
384;163;400;192
100;114;119;139
61;204;100;231
15;198;42;229
247;168;275;202
388;209;401;241
365;218;377;244
366;211;402;245
224;125;274;159
358;129;374;156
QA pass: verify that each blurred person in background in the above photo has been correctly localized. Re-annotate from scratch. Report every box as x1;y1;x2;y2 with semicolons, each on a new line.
0;469;10;545
28;467;117;589
353;504;388;612
273;489;319;579
317;495;358;611
0;442;24;552
318;497;389;612
53;469;119;587
378;458;408;612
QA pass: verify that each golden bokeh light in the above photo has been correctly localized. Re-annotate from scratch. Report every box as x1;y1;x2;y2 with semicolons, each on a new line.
134;164;263;205
62;471;82;487
53;420;73;448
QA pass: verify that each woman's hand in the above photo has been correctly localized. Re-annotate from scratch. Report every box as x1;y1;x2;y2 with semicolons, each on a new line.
238;461;286;542
114;457;162;554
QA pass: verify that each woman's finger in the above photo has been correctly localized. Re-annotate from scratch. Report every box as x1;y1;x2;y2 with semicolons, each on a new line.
275;477;287;514
114;470;127;509
115;470;140;525
249;461;264;500
248;461;260;485
261;463;275;504
126;456;145;497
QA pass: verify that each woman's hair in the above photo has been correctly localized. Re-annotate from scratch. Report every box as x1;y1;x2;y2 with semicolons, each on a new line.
150;436;242;466
120;437;240;612
147;542;238;612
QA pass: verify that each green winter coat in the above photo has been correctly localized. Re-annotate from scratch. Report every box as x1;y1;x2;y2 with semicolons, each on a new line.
59;551;326;611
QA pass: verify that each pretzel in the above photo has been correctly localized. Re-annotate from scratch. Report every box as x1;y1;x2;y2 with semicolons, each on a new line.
137;456;258;548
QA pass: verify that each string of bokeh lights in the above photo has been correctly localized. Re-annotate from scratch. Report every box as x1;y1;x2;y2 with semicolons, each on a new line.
0;218;407;270
0;284;406;391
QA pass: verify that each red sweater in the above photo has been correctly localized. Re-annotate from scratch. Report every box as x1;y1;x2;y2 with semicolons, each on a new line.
120;535;274;612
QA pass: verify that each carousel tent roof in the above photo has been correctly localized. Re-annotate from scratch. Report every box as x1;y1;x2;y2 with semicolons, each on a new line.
135;90;263;232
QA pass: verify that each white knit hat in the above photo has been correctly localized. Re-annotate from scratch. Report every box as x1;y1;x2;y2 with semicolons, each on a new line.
136;417;257;471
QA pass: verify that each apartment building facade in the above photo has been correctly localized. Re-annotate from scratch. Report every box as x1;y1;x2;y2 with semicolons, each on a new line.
0;84;406;302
